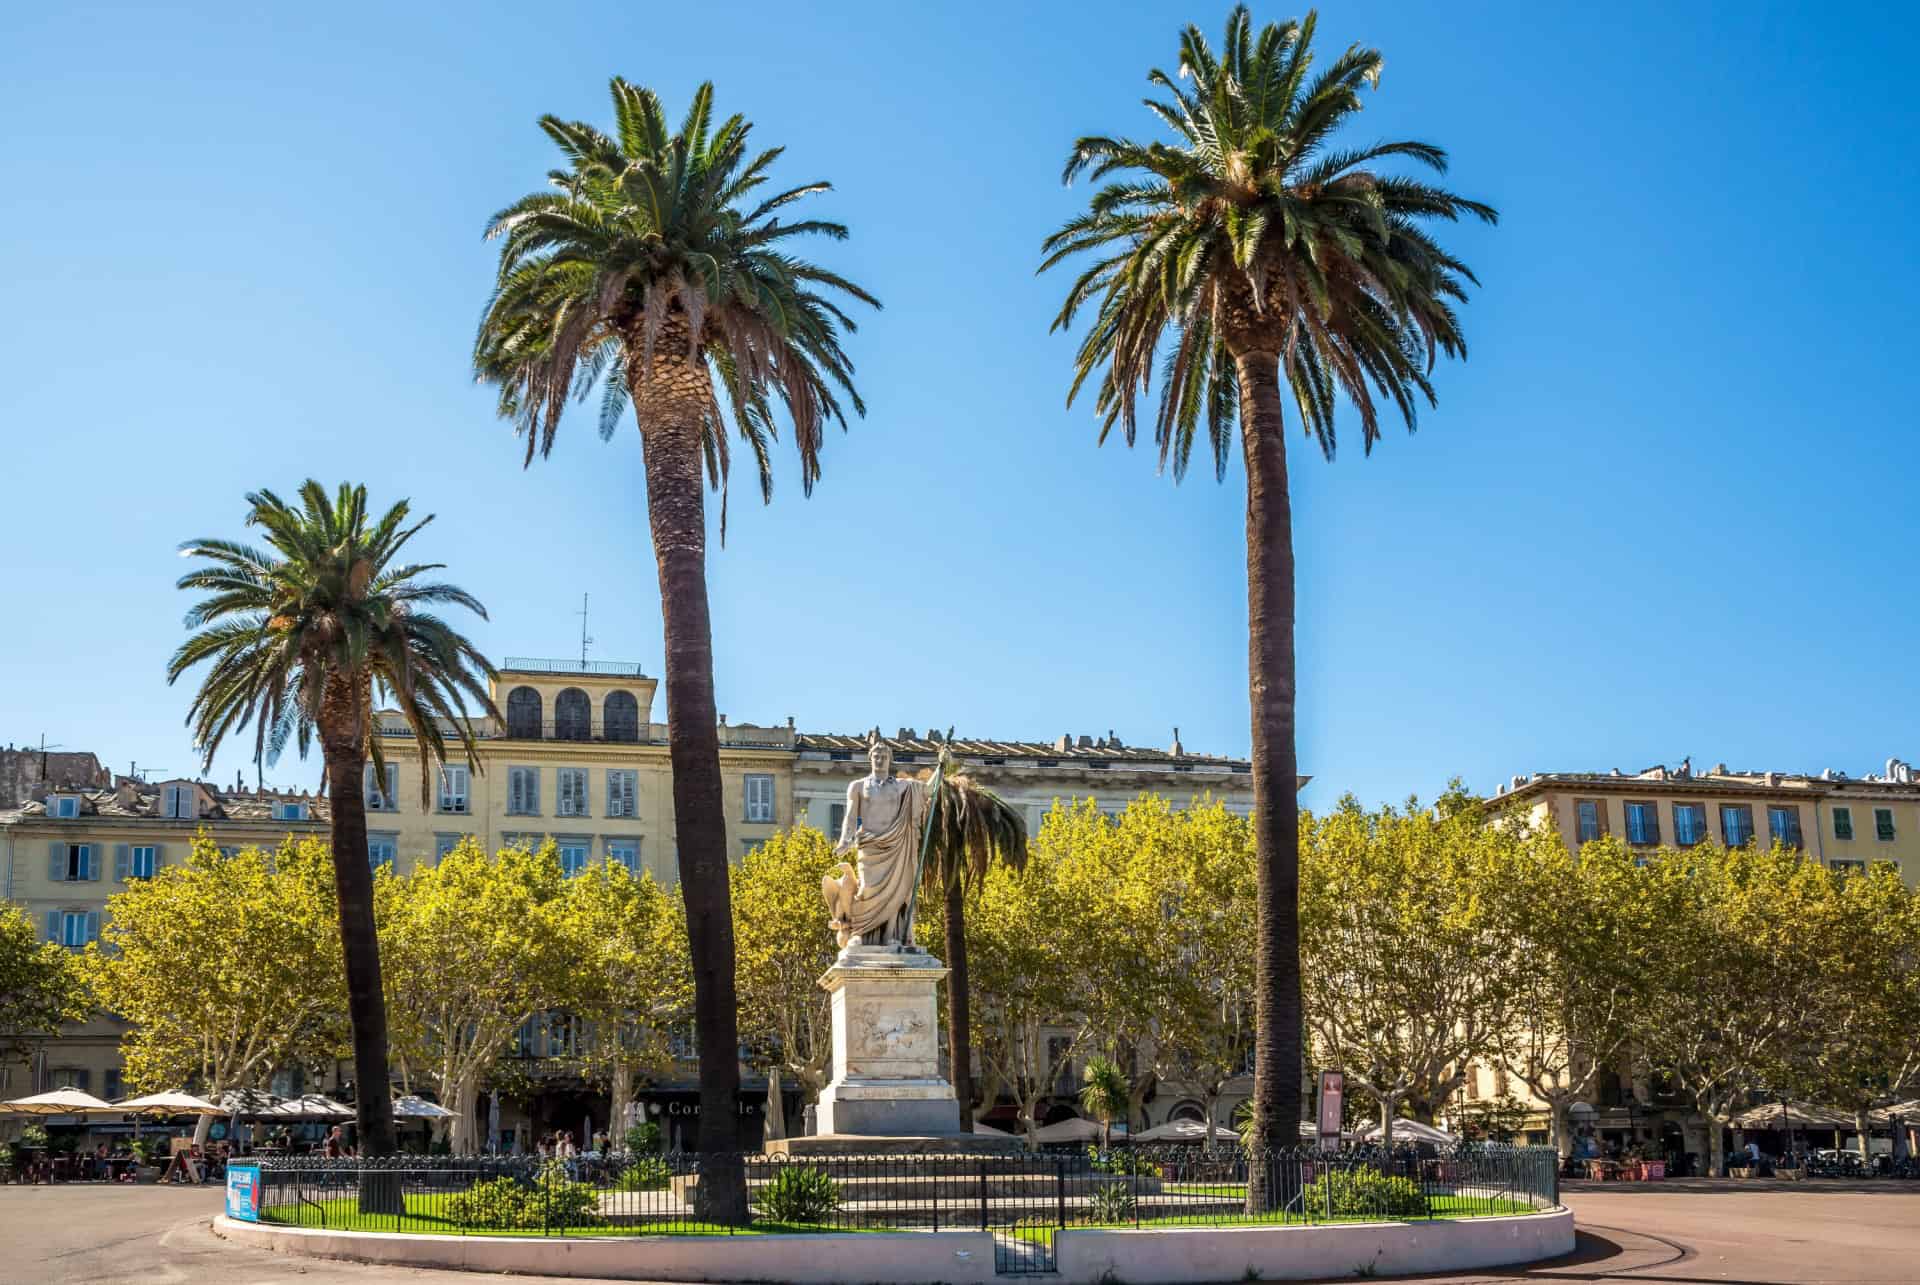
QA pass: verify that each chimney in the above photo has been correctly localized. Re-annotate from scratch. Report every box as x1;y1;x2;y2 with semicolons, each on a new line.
1170;727;1184;757
1056;734;1072;753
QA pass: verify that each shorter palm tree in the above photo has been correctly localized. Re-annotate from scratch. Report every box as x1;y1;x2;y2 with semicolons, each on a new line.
1081;1055;1131;1152
919;759;1028;1131
169;481;496;1187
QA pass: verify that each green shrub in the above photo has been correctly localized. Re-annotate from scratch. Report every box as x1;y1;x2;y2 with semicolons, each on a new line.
1301;1167;1428;1219
752;1165;842;1224
445;1169;608;1230
19;1125;48;1150
1087;1147;1160;1177
1085;1180;1137;1223
611;1154;672;1191
624;1122;662;1154
446;1177;533;1228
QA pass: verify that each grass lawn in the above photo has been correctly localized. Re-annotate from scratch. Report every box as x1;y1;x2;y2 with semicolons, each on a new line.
1007;1196;1538;1245
261;1196;894;1238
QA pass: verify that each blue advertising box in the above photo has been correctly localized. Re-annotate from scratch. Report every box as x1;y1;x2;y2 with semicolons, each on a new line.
226;1161;263;1222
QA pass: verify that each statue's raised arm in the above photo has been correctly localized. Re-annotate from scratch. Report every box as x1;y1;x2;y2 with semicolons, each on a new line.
819;737;928;951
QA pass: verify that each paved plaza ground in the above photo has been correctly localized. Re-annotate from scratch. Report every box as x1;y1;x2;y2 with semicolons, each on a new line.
3;1178;1917;1284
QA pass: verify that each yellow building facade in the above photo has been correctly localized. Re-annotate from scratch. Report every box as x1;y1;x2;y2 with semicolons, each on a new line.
361;657;796;885
1496;758;1920;880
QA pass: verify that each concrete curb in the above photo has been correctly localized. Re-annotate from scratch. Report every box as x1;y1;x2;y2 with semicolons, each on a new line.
214;1207;1575;1283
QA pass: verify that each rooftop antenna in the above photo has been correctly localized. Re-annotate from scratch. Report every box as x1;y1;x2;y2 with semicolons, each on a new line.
128;760;169;783
576;593;594;668
35;734;63;780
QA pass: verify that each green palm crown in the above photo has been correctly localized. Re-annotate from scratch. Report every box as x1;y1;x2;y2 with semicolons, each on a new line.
1040;6;1497;476
474;77;880;515
167;481;498;786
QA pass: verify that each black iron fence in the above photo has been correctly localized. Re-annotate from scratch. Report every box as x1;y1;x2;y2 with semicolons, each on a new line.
250;1145;1557;1272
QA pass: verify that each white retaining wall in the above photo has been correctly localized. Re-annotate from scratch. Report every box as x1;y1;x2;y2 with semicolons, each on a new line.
1057;1209;1575;1283
215;1207;1574;1284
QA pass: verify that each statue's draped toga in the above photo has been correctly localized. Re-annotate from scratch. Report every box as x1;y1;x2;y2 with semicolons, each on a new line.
822;741;929;949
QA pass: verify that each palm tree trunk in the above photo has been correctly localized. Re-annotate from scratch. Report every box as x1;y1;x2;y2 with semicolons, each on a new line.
319;676;401;1212
944;878;974;1131
1234;350;1304;1215
629;321;744;1221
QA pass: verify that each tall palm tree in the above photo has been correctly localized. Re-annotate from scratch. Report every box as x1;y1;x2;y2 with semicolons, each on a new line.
918;761;1028;1131
169;481;497;1183
1040;7;1494;1209
474;78;877;1199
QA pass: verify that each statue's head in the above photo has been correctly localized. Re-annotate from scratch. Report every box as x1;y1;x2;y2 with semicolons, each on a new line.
867;739;892;778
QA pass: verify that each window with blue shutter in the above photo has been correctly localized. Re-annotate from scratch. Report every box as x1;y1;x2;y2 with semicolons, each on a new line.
1769;807;1803;848
1624;801;1660;846
508;766;539;815
1720;805;1754;847
744;774;775;823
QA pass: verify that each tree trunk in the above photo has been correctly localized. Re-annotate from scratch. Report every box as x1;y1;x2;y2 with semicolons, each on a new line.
629;319;744;1221
1379;1096;1396;1153
1856;1109;1872;1164
944;878;974;1132
1235;350;1304;1215
610;1062;633;1149
317;677;401;1211
1550;1099;1571;1158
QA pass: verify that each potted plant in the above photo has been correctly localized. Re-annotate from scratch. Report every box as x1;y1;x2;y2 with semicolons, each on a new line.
130;1136;164;1183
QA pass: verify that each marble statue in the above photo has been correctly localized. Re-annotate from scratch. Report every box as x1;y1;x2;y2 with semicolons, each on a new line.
821;738;931;950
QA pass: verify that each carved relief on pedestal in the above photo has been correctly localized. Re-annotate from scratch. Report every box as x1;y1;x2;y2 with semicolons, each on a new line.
849;1001;929;1063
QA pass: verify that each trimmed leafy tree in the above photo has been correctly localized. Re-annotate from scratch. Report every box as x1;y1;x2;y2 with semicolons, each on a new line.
732;828;841;1100
560;859;691;1142
1300;795;1532;1150
1041;6;1493;1210
169;481;496;1169
85;838;346;1142
0;903;87;1066
377;841;572;1154
475;80;878;1209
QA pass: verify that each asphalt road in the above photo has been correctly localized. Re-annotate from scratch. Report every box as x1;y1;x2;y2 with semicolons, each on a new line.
4;1178;1918;1284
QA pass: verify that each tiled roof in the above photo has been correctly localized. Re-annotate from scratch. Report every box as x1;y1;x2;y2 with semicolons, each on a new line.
2;782;329;824
797;730;1248;769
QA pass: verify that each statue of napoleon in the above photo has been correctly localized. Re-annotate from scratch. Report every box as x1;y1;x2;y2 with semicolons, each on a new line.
822;736;932;950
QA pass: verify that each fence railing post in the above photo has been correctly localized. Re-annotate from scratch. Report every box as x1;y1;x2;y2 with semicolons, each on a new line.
978;1159;988;1233
1056;1156;1066;1230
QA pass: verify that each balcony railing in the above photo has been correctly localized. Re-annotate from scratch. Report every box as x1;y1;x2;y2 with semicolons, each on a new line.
502;656;645;677
501;718;648;743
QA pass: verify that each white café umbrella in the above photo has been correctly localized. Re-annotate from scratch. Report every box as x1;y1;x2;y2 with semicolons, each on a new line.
1132;1117;1216;1143
214;1089;286;1118
1354;1118;1456;1147
1031;1117;1104;1145
115;1091;225;1117
970;1120;1011;1137
272;1094;353;1120
3;1088;121;1116
392;1095;455;1120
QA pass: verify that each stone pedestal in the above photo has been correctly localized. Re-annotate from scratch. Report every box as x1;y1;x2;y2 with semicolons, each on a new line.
814;946;961;1137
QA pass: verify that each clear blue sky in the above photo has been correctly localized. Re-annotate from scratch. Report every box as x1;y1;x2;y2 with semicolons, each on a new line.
3;1;1915;810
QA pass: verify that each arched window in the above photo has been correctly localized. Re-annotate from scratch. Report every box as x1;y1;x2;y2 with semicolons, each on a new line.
554;688;591;741
604;690;640;743
506;687;542;739
1168;1101;1207;1124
